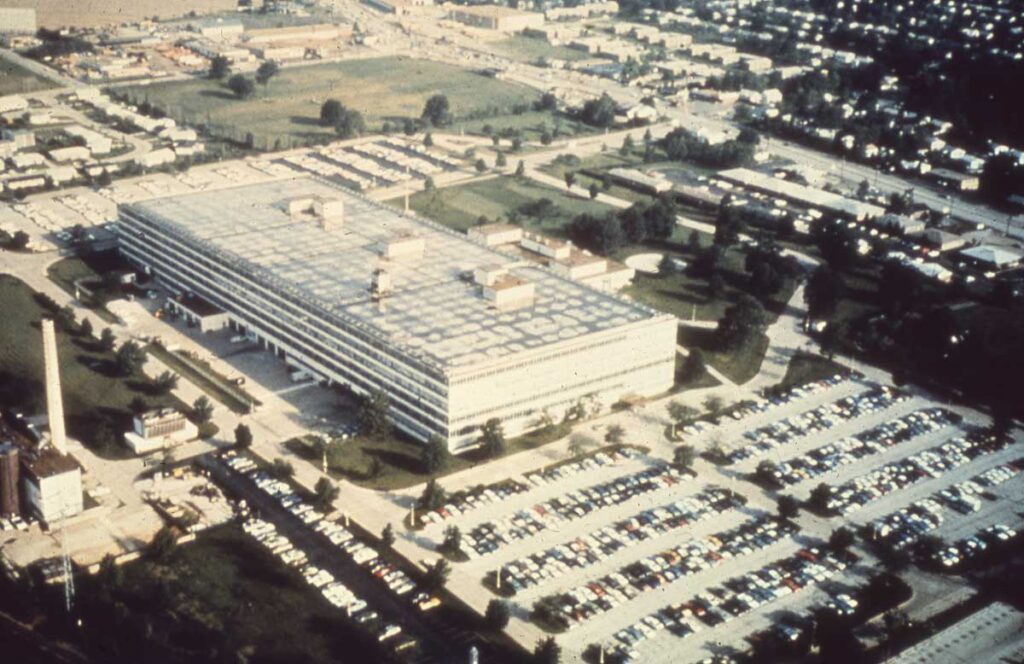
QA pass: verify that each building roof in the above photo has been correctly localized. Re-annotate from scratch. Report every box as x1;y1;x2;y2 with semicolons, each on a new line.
122;178;663;373
885;602;1024;664
21;447;79;480
717;168;885;219
960;244;1022;267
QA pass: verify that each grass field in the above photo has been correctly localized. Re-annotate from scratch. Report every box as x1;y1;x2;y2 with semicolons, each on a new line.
778;351;847;389
488;35;590;64
0;59;56;96
399;175;614;234
119;57;541;148
0;275;181;458
677;326;770;385
88;524;376;663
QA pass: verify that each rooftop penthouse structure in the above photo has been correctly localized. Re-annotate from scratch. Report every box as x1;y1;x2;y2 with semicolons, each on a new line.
115;178;676;451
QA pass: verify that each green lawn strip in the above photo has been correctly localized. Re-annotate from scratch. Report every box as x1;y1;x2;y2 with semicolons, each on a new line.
145;342;257;415
399;175;614;234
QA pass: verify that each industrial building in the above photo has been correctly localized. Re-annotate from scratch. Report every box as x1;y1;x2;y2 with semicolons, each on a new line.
116;178;676;451
124;408;197;456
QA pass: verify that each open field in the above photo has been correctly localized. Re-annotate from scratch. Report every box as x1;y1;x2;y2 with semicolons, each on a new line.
1;0;235;29
0;275;181;458
0;57;56;96
119;57;541;148
487;35;590;64
399;175;614;234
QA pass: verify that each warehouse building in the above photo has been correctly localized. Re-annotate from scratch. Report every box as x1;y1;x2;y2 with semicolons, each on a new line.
449;5;544;32
115;178;676;452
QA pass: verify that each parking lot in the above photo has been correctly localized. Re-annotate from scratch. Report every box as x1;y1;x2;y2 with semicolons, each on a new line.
411;370;1023;663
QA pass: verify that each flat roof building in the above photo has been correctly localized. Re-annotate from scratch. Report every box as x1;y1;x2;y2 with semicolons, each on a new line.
717;168;885;221
449;5;544;32
116;178;676;451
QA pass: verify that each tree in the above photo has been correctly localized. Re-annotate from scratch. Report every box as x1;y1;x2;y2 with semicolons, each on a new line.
129;396;149;416
805;265;844;320
567;213;626;254
9;230;30;250
667;400;698;426
580;93;616;128
192;395;214;423
564;171;575;189
777;494;800;521
268;459;293;480
708;273;726;298
540;129;553;145
381;523;395;549
100;327;117;351
475;158;488;173
621;134;635;155
440;524;462;554
703;395;724;416
115;340;145;375
422;434;449;474
680;348;706;381
534;636;561;664
208;55;231;80
234;423;253;449
567;433;590;458
147;525;178;562
714;196;743;247
424;176;436;191
882;610;912;646
79;316;93;338
715;295;767;350
154;370;178;394
359;389;391;439
338;110;367;140
479;418;505;457
673;444;696;470
515;160;526;178
314;477;338;509
755;459;779;486
536;92;557;111
320;99;344;126
485;598;511;630
495;151;507;168
255;60;280;88
605;424;625;444
227;74;255;99
856;179;870;199
829;526;855;552
423;558;450;591
421;94;451;127
57;304;76;332
808;482;833;513
423;132;434;147
418;478;447;511
97;553;124;595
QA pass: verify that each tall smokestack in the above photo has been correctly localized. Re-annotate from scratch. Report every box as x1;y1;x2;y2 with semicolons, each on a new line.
41;319;67;455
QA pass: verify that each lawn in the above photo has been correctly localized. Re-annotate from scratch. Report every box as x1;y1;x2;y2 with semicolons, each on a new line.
81;524;379;663
677;326;770;385
399;175;614;234
0;275;182;458
488;35;590;64
778;350;848;389
456;109;592;143
118;57;542;148
0;59;57;96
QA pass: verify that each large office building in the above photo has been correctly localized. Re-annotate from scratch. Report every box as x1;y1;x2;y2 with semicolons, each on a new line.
116;178;676;451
